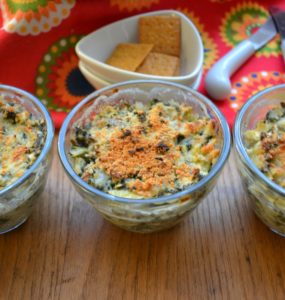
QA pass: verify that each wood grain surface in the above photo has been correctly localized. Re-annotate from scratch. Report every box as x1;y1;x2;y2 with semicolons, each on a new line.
1;135;285;300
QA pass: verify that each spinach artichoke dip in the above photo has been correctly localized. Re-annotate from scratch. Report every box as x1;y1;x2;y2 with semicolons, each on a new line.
0;95;46;190
244;103;285;188
70;99;221;199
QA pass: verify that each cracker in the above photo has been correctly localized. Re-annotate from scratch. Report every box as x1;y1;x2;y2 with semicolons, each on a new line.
139;15;181;57
106;43;153;71
137;52;180;76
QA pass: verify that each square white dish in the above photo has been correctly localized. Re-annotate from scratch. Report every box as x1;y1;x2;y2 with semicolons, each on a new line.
75;10;203;86
79;60;203;91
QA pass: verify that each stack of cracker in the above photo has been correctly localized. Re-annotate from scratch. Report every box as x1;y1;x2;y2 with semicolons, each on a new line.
106;15;181;77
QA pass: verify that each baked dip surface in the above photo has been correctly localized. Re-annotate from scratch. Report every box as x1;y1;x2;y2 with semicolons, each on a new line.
244;103;285;188
0;96;46;190
70;99;221;199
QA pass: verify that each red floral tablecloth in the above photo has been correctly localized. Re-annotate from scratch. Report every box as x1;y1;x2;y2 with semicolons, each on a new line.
0;0;284;128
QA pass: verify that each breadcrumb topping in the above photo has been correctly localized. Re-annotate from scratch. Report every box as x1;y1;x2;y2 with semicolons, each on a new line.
70;99;221;198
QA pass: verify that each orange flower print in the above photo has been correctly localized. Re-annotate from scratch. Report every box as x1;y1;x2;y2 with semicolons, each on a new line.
35;35;94;112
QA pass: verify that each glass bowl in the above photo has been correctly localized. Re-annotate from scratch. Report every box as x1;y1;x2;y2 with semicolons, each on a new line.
0;85;54;234
234;84;285;237
58;80;231;233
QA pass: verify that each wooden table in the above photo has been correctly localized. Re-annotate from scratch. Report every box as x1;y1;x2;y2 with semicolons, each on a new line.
1;135;285;300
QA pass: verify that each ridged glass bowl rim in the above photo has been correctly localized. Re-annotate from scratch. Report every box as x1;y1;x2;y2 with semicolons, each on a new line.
58;80;231;204
233;84;285;198
0;84;54;197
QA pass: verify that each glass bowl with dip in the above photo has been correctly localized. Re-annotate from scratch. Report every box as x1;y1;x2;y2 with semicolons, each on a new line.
234;84;285;236
0;85;54;234
58;80;231;233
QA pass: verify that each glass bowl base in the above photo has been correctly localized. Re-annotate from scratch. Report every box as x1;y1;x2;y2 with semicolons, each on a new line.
0;216;28;234
270;228;285;238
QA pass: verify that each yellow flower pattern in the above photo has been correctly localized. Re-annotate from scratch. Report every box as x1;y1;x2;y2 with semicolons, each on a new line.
220;2;280;57
0;0;75;36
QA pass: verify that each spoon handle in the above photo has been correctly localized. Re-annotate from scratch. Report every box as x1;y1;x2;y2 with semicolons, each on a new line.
205;40;256;101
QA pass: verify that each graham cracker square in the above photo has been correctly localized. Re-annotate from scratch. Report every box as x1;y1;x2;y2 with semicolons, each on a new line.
139;15;181;57
106;43;153;71
136;52;180;76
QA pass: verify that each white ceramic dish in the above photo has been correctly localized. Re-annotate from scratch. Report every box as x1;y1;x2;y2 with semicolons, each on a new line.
79;61;110;90
79;60;203;90
75;10;203;86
